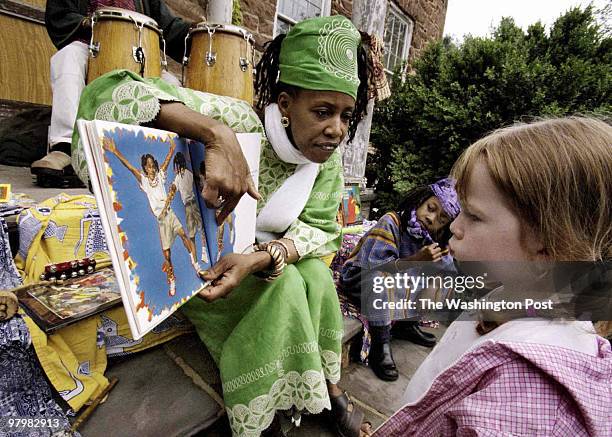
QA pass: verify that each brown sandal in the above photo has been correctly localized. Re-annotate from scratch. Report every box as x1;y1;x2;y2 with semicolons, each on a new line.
329;392;369;437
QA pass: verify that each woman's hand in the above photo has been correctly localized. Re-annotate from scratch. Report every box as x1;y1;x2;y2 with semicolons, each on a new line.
201;122;260;224
153;103;261;225
196;251;272;302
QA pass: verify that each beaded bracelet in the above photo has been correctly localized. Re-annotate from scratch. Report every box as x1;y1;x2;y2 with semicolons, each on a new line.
253;241;287;282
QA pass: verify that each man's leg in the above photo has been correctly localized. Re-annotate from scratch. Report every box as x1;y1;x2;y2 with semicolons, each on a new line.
32;41;89;186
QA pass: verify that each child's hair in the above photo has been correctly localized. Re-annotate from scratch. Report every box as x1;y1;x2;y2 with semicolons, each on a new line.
451;116;611;261
173;152;187;172
199;160;206;178
254;33;369;144
141;154;159;173
397;185;453;246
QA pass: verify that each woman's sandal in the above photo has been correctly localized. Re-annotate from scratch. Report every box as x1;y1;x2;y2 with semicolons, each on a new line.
329;392;372;437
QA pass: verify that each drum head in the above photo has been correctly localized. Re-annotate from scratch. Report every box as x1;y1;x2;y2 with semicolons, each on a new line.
93;7;161;32
189;22;254;42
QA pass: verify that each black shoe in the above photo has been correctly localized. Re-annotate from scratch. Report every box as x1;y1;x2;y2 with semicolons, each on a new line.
369;341;399;381
31;150;84;188
392;322;437;348
395;321;436;340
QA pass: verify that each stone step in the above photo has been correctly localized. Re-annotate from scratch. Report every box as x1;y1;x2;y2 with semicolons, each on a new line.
79;334;223;436
81;317;364;435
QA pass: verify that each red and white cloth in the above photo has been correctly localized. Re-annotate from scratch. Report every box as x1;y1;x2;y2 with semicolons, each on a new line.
375;319;612;436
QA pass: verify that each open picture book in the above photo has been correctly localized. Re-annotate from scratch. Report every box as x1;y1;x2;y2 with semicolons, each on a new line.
17;268;122;333
78;120;261;339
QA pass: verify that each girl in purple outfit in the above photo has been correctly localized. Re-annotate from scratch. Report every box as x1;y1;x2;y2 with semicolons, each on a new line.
340;178;460;381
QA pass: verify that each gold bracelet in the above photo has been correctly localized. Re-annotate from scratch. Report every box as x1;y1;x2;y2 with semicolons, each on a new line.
268;240;290;260
253;241;286;282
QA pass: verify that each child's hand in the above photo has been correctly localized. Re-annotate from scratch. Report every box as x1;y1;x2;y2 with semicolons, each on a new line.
416;243;444;262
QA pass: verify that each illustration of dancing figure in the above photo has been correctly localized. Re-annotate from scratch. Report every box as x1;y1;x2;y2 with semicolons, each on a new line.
102;138;198;296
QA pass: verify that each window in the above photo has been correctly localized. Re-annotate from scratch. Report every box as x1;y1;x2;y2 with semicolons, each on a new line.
383;3;414;74
274;0;331;36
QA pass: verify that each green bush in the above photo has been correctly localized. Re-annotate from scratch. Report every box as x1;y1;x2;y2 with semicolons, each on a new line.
368;6;611;217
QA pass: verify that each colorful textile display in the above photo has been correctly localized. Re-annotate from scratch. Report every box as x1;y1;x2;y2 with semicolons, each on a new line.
13;194;193;411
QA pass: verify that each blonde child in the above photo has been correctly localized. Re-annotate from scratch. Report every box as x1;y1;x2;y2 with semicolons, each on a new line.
374;117;611;436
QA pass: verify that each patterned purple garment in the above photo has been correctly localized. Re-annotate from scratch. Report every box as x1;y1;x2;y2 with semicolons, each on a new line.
374;337;612;436
330;224;376;362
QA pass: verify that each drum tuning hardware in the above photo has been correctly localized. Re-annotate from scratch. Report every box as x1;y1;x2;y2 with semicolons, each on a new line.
161;37;168;70
239;30;253;72
182;33;191;85
133;46;145;64
89;41;101;58
239;57;249;72
89;15;100;57
206;51;217;66
132;19;147;76
206;25;218;67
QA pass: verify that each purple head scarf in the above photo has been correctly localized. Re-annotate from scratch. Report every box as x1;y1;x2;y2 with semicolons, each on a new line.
430;178;460;220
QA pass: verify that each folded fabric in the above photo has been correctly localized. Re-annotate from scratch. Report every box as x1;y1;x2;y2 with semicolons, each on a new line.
0;217;21;290
0;315;78;436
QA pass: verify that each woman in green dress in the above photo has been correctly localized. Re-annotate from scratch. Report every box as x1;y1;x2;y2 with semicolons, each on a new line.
73;15;372;437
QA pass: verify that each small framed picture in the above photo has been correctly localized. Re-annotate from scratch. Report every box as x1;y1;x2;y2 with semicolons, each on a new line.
0;184;11;203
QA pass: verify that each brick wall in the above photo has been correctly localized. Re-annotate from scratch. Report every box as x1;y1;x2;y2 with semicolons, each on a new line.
239;0;276;49
331;0;353;16
165;0;207;22
393;0;448;64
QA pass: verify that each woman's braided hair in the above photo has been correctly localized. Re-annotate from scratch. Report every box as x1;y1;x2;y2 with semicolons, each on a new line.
254;33;370;143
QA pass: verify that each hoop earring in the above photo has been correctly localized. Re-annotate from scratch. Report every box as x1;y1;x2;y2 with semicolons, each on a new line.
280;116;290;128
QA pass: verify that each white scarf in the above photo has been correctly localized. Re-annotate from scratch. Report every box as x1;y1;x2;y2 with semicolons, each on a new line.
256;104;320;242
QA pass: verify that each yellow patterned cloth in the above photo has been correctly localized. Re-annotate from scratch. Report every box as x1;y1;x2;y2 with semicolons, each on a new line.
15;194;192;411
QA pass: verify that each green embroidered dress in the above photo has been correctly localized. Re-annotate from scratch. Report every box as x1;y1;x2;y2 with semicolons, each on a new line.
73;70;344;437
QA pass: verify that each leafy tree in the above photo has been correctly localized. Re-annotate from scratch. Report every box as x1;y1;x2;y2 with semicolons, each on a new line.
368;6;611;217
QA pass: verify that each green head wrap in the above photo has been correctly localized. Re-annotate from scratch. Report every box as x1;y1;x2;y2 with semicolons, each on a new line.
279;15;361;100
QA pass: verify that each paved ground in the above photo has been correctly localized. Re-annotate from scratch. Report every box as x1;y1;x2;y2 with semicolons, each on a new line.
2;163;444;436
0;164;88;203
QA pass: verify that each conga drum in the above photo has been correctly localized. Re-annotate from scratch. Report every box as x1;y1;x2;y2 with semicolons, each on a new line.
87;7;166;83
183;23;255;104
